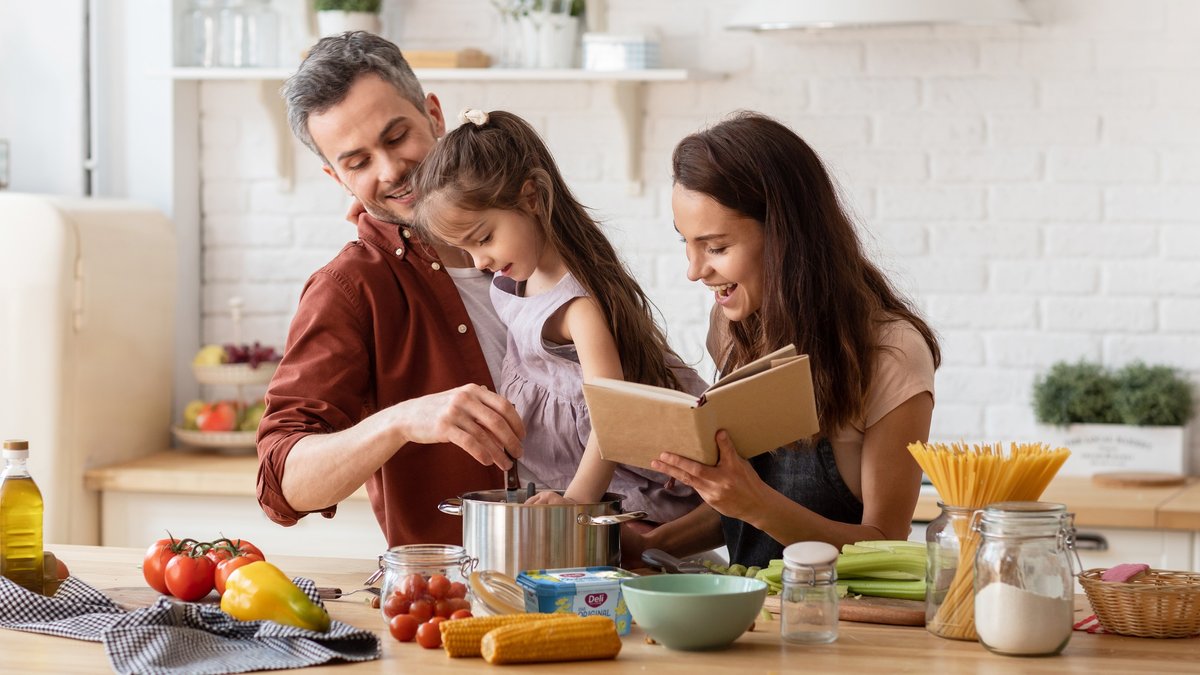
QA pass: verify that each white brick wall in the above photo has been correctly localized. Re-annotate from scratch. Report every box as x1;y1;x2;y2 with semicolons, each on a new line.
194;0;1200;468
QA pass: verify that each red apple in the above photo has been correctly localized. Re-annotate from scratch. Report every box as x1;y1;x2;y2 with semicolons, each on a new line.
196;401;238;432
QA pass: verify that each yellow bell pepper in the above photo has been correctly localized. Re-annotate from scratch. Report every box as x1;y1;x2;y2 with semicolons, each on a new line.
219;561;331;632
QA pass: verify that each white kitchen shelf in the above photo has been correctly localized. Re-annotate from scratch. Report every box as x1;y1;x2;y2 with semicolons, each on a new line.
166;67;710;82
166;67;719;194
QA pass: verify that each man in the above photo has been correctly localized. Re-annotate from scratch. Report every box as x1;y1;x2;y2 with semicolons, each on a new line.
256;31;525;546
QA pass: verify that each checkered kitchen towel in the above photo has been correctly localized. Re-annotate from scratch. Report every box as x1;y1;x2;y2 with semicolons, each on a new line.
0;575;379;674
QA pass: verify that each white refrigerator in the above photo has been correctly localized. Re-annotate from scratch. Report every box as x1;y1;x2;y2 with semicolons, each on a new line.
0;192;176;545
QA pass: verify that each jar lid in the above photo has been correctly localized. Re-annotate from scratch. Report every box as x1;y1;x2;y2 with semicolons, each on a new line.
977;501;1072;536
382;543;468;567
782;541;839;568
982;501;1065;518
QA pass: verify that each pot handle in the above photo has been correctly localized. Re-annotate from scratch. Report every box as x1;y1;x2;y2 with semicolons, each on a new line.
438;498;463;516
576;510;648;526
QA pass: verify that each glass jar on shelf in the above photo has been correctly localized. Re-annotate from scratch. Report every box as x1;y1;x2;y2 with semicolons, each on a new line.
378;544;475;623
243;0;279;67
973;501;1078;657
181;0;221;67
925;502;979;640
218;0;248;67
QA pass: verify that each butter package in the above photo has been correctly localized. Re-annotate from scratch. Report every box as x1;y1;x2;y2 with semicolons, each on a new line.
516;566;635;635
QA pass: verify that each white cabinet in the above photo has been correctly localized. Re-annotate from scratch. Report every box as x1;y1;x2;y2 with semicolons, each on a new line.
99;491;385;560
1072;527;1194;573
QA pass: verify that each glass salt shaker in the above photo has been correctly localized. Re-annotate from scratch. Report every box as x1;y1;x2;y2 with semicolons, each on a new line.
378;544;476;623
780;541;840;644
972;502;1079;657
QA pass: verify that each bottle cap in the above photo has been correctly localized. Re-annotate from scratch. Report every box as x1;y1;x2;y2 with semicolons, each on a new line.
3;439;29;459
782;541;839;568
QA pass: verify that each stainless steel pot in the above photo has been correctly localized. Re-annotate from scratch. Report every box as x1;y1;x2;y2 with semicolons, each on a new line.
438;489;646;577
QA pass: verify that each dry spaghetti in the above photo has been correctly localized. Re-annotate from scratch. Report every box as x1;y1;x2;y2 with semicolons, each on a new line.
909;441;1070;641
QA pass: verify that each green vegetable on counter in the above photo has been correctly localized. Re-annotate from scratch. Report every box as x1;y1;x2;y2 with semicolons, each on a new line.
835;539;928;601
701;558;784;594
837;579;926;601
708;539;925;600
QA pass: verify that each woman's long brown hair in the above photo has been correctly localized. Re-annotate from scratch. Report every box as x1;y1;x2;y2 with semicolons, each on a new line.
412;111;682;390
672;111;940;434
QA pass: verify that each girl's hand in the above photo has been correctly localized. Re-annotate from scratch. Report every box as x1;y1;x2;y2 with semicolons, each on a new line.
650;430;768;522
345;198;366;224
524;491;575;506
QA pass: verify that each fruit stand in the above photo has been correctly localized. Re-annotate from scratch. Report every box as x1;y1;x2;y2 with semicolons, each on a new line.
173;298;280;453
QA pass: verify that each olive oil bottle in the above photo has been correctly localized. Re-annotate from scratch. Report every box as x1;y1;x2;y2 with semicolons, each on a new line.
1;439;43;593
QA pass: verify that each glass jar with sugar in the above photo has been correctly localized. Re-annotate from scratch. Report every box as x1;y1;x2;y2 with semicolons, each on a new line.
972;501;1079;657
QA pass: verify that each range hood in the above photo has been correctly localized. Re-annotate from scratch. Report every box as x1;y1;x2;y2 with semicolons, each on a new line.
727;0;1034;31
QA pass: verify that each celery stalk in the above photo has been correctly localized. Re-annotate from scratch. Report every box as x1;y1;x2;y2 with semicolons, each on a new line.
840;544;881;555
852;540;926;554
837;579;925;601
836;550;925;581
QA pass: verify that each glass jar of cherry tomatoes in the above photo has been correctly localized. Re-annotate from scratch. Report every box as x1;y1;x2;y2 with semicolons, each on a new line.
378;544;475;625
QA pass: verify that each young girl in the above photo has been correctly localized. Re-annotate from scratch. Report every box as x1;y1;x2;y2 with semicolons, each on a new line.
639;112;942;567
410;109;705;524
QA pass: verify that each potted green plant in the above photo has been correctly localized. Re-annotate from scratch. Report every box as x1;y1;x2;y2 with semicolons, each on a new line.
314;0;382;38
1032;360;1195;475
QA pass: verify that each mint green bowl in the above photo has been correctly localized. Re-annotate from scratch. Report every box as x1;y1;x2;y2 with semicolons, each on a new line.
622;574;768;651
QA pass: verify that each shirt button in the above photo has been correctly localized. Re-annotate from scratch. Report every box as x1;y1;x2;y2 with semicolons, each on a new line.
402;229;412;238
394;247;404;256
457;324;468;334
432;262;442;271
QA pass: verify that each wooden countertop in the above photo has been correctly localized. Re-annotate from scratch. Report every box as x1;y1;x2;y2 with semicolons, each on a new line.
4;545;1197;673
915;475;1200;530
1159;481;1200;530
84;449;369;501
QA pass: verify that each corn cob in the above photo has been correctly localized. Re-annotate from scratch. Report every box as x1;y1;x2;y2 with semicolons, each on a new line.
440;613;570;658
480;615;622;665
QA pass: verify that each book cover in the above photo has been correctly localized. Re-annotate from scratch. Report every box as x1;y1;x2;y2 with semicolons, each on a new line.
584;345;819;470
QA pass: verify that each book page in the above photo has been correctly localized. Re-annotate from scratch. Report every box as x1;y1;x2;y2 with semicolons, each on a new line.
584;377;700;405
704;344;798;393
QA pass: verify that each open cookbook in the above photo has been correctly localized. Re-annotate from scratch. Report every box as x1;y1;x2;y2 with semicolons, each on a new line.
583;345;819;470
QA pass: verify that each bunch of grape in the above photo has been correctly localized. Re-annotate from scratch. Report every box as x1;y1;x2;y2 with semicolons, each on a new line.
223;341;281;369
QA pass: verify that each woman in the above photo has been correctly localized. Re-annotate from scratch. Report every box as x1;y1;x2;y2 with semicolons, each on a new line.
636;112;941;568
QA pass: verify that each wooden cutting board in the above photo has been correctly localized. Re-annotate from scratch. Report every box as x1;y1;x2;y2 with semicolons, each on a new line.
764;593;925;627
103;586;220;610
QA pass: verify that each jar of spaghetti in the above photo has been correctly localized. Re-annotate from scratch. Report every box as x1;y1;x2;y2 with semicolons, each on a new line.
925;502;979;640
972;501;1078;656
378;544;475;624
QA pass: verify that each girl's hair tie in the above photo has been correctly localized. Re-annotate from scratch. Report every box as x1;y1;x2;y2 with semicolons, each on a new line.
458;108;489;126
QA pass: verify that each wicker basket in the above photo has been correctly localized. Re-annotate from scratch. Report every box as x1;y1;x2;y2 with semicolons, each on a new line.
1078;568;1200;638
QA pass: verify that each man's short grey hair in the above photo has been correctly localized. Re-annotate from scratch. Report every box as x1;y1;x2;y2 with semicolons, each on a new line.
282;31;427;162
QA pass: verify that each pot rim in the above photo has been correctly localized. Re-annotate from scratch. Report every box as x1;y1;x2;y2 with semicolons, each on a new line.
456;489;628;505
